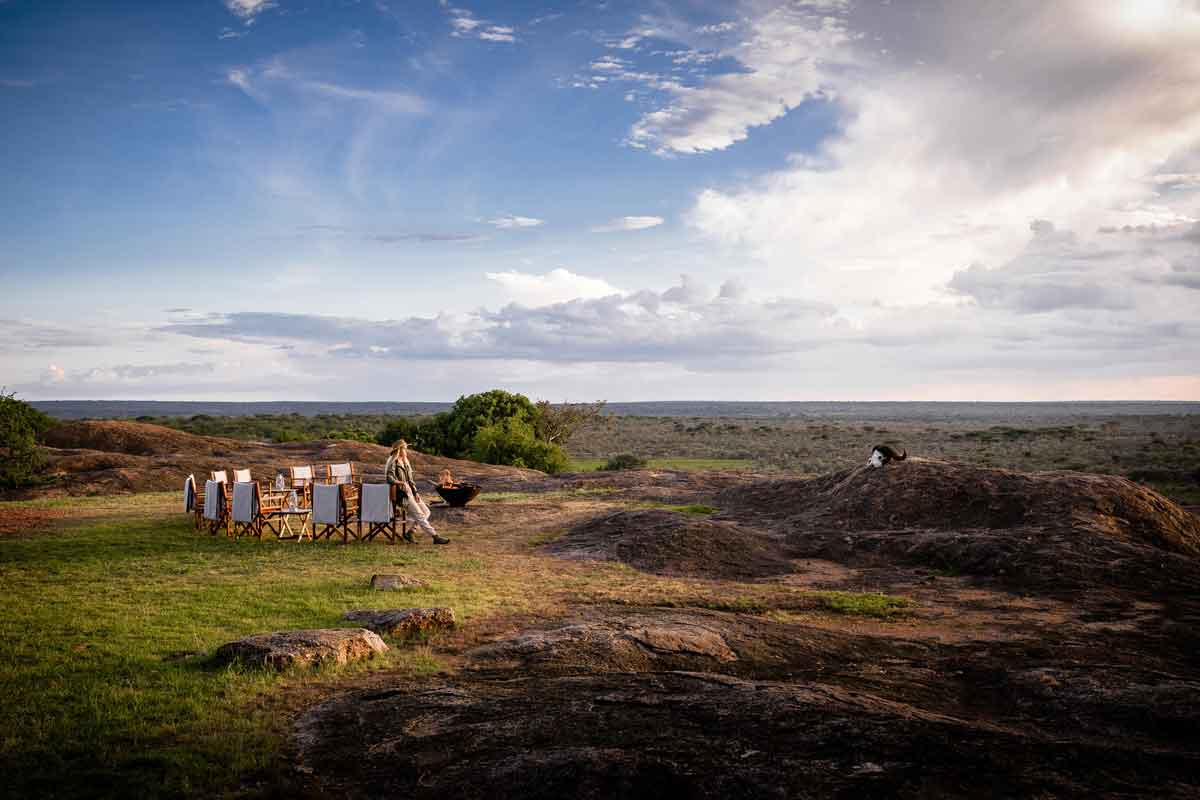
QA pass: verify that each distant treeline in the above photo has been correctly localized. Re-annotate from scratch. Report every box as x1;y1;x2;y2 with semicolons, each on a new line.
136;412;400;444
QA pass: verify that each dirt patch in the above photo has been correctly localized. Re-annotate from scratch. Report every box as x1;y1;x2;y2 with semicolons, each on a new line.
0;507;67;535
547;509;793;580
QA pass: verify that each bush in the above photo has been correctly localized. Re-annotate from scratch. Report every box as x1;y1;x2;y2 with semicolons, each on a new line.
443;390;537;458
602;453;647;471
0;391;55;489
325;428;375;443
469;417;569;474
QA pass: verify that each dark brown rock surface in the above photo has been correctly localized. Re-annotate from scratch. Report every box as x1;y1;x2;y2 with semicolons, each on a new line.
342;607;456;638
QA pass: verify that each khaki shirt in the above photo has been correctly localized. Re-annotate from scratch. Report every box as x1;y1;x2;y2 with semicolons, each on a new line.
385;455;418;495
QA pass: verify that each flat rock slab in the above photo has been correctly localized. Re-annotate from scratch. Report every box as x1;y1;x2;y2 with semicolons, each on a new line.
343;607;456;638
371;574;427;591
213;628;387;670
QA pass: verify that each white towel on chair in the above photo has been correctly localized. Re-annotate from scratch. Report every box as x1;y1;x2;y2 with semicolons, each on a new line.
184;474;196;512
313;483;341;525
360;483;392;523
232;481;257;523
203;480;222;520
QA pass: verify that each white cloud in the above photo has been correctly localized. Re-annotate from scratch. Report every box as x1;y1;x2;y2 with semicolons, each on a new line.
224;0;276;25
683;0;1200;313
484;268;622;307
224;65;424;113
43;364;65;384
626;3;853;155
487;215;544;229
301;80;425;113
444;5;516;43
592;215;665;233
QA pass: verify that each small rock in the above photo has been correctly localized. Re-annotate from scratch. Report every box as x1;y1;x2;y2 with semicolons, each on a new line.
853;762;884;775
343;607;456;639
213;628;387;671
370;574;427;591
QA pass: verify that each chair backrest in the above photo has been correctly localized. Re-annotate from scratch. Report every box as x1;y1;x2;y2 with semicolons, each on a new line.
233;468;252;483
312;482;342;525
211;470;228;484
231;481;258;523
202;479;224;520
290;465;314;486
360;483;393;523
327;462;354;484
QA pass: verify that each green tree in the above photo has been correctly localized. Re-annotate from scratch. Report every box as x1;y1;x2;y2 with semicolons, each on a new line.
0;391;55;489
469;417;569;474
442;390;537;458
532;400;607;446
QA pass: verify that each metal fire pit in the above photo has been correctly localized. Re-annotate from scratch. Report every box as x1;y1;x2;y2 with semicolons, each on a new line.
435;483;481;507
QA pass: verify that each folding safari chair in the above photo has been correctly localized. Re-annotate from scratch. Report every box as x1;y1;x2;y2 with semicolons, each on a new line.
201;479;228;536
289;465;316;506
185;474;203;530
325;462;357;485
233;468;252;484
229;481;286;540
312;482;360;543
359;482;408;544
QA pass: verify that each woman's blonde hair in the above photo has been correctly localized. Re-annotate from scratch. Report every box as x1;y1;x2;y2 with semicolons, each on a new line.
390;440;408;457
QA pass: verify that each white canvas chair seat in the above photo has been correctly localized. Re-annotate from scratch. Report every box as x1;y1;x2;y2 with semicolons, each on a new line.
233;468;252;483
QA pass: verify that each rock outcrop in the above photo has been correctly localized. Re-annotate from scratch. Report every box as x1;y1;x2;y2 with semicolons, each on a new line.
342;607;456;639
212;628;387;670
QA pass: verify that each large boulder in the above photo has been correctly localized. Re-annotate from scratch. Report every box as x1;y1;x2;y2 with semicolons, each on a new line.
343;607;456;639
213;628;387;670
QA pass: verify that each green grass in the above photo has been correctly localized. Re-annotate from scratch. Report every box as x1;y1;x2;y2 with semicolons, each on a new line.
816;591;912;618
0;503;515;798
568;457;753;472
664;504;718;516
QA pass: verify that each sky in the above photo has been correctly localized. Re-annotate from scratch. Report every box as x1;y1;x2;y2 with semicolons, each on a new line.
2;0;1198;402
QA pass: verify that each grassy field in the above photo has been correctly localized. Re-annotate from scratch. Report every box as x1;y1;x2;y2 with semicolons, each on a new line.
0;491;910;798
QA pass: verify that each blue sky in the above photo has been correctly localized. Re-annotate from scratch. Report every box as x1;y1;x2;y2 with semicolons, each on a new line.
2;0;1199;401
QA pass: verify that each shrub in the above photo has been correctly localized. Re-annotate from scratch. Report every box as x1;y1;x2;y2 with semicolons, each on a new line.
325;428;375;443
443;390;537;458
469;417;569;474
602;453;647;471
0;391;55;489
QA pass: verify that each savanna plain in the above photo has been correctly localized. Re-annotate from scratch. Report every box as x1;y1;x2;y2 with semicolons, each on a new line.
2;408;1199;798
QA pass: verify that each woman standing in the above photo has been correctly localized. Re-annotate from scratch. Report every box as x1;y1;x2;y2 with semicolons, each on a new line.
386;440;450;545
